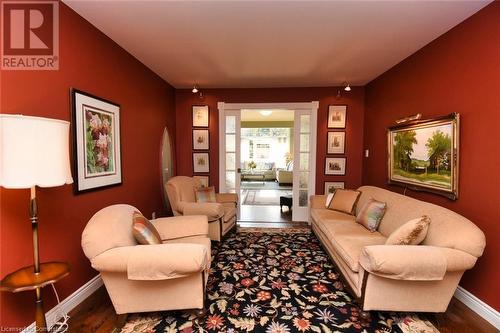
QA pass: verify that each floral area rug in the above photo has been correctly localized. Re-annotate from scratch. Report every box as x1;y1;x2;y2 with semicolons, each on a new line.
122;232;438;333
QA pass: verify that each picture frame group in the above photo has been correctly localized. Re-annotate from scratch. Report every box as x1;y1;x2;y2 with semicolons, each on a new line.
325;104;347;178
192;106;210;176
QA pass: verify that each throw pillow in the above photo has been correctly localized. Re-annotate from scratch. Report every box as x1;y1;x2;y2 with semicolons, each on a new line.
132;211;162;245
195;186;216;203
327;189;361;215
385;215;431;245
356;198;387;232
325;189;337;208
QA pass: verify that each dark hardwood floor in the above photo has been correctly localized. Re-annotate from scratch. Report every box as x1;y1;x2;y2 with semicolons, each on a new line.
66;285;497;333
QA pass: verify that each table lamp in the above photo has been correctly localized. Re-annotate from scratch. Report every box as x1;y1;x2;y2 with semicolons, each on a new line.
0;114;73;331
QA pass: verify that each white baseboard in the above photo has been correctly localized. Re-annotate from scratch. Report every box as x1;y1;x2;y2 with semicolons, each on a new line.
22;274;103;333
454;286;500;329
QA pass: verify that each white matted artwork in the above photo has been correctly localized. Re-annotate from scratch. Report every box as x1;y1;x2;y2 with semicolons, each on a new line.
327;131;345;154
193;129;209;150
192;105;209;127
71;89;122;193
194;175;209;187
328;105;347;128
325;157;346;175
324;181;345;194
193;152;210;173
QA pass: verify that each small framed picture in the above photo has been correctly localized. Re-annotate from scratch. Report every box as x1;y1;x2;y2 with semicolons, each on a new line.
327;131;345;154
324;181;345;194
192;105;209;127
325;157;346;175
193;129;209;150
193;152;210;173
328;105;347;128
194;175;209;187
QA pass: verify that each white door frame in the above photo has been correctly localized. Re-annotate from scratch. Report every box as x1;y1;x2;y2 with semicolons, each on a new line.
218;101;319;221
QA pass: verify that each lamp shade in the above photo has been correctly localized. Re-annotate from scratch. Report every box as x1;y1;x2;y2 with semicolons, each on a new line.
0;114;73;188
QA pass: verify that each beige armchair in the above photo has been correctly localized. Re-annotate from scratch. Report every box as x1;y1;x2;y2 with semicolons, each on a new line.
81;204;211;316
165;176;237;242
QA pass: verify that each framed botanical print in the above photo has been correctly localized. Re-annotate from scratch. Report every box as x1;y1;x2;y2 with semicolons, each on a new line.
388;113;459;200
194;175;209;187
324;181;345;194
71;89;122;193
327;131;345;154
193;152;210;173
192;105;209;127
328;105;347;128
325;157;346;175
193;129;209;150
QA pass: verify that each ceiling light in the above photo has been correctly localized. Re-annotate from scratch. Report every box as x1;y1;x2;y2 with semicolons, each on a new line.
192;85;198;93
259;110;272;116
344;83;351;92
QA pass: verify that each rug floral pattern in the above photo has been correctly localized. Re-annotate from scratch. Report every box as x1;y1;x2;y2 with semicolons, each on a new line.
122;232;436;333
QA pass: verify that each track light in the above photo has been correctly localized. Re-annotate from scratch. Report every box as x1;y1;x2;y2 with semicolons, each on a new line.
344;83;351;92
192;85;199;94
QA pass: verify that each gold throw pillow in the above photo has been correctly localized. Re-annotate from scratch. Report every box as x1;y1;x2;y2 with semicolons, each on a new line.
385;215;431;245
327;189;361;215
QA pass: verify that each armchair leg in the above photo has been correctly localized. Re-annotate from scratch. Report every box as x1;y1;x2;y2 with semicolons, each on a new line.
112;313;128;333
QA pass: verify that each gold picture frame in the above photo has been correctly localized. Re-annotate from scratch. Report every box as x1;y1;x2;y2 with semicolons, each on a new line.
387;113;459;200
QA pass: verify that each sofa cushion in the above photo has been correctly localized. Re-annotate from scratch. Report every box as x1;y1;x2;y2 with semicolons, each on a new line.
327;189;361;215
386;216;431;245
132;211;162;245
356;198;387;232
195;186;216;203
310;208;355;226
313;213;386;272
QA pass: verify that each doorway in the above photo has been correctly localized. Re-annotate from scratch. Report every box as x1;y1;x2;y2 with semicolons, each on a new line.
218;102;318;223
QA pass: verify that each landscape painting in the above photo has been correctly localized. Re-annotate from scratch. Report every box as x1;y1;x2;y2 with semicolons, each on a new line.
387;113;459;199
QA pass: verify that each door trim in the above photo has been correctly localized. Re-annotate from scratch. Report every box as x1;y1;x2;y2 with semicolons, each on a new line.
218;101;319;222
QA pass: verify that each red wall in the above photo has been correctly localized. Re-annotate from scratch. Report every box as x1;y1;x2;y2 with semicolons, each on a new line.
364;3;500;310
0;3;175;328
175;87;365;194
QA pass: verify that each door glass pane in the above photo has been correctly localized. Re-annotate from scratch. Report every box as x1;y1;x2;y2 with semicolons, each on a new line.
300;115;310;133
226;134;235;152
225;171;235;190
299;190;308;207
300;134;309;152
299;172;308;188
226;153;235;170
226;116;236;133
300;153;309;171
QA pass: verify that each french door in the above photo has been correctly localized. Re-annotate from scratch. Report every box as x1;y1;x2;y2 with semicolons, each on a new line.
218;102;318;222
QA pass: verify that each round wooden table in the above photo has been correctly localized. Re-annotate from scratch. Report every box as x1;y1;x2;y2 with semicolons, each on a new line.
1;261;70;331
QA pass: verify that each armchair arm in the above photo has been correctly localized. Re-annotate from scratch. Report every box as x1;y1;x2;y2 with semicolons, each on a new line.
359;245;447;281
216;193;238;206
310;195;328;209
178;202;224;220
151;215;208;241
91;243;209;280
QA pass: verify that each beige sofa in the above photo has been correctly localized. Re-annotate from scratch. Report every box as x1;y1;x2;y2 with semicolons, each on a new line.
82;204;211;315
310;186;485;312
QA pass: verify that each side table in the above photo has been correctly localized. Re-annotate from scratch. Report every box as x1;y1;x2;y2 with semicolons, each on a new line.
1;262;70;331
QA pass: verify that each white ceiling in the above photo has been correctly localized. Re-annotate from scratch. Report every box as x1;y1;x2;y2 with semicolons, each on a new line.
64;0;491;89
242;109;294;121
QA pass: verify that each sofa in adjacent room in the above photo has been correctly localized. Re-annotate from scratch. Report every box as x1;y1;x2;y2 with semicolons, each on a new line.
309;186;486;313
